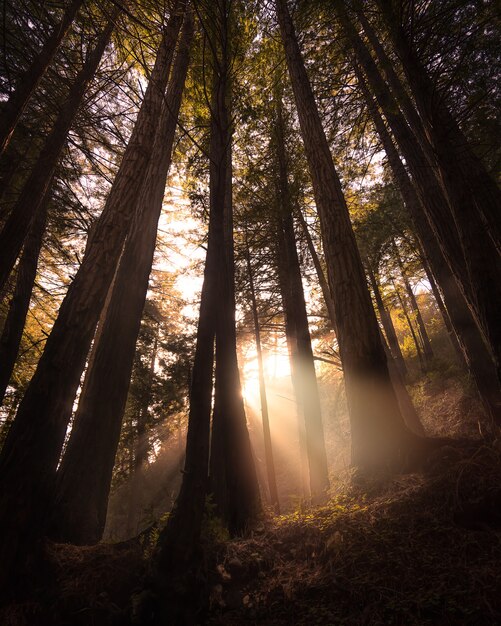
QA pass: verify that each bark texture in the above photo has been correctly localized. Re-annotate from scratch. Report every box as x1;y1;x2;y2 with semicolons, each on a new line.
272;90;330;500
276;0;412;471
356;66;501;429
49;12;193;546
0;3;184;586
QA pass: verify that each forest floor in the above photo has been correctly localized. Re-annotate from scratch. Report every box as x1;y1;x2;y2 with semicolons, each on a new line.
207;441;501;625
3;374;501;625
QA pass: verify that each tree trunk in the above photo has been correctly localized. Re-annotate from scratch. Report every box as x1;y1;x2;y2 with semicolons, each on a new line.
276;0;413;472
419;252;464;364
393;244;434;364
0;11;117;292
126;326;159;536
0;3;184;587
0;181;50;406
0;0;84;156
244;235;280;513
208;2;260;533
376;0;501;254
379;330;424;435
295;208;337;335
272;88;330;500
49;14;193;546
342;4;501;381
352;2;435;164
298;217;423;435
394;282;425;371
356;66;501;429
366;265;407;380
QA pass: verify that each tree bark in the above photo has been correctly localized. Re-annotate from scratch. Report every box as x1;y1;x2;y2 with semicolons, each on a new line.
343;3;501;381
393;281;425;371
208;1;261;533
276;0;413;472
0;3;185;587
0;10;117;292
393;244;434;365
419;252;464;364
356;66;501;429
375;0;501;254
0;181;51;406
244;235;280;513
0;0;84;156
49;14;193;546
272;88;330;500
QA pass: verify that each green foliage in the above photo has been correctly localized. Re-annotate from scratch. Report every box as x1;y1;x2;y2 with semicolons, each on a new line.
202;495;230;544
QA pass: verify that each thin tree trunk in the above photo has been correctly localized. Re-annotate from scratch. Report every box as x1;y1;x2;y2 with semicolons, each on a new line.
0;11;117;292
419;252;464;364
295;208;337;334
0;3;185;587
244;236;280;513
298;218;422;435
135;328;159;474
0;0;84;156
49;14;193;546
356;65;501;429
208;1;260;533
379;330;424;435
393;244;434;364
394;282;425;371
272;87;329;500
0;181;51;406
366;265;407;379
276;0;414;472
276;238;310;501
126;325;159;537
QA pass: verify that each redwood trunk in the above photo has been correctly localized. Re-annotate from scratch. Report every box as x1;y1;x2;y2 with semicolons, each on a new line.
0;4;184;585
276;0;412;471
366;265;407;380
341;6;501;381
208;2;260;532
376;0;501;254
394;245;434;365
356;66;501;429
272;89;329;500
49;14;192;546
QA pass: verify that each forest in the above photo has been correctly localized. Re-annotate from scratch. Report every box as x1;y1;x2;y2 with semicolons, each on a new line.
0;0;500;623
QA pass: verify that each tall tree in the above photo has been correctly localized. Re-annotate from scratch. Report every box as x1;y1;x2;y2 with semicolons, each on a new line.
375;0;501;253
354;65;501;429
272;87;330;500
0;2;185;586
338;6;501;384
0;181;52;405
0;8;118;292
207;0;261;534
49;10;194;546
366;264;407;379
244;234;280;512
275;0;414;470
0;0;84;156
